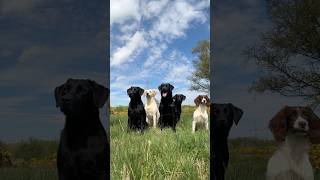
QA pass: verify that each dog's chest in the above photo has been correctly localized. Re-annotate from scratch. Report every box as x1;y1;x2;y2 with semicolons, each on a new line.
145;105;157;114
194;108;208;120
129;103;145;114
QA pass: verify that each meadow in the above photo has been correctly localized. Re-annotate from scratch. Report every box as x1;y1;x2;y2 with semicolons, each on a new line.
1;106;320;179
110;106;210;180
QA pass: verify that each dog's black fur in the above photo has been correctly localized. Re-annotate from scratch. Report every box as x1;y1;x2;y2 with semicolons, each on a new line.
173;94;186;121
55;78;109;180
212;103;243;180
158;83;178;131
127;86;148;132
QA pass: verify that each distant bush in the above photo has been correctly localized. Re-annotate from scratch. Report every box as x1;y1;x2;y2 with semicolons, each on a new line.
12;138;58;161
0;149;13;167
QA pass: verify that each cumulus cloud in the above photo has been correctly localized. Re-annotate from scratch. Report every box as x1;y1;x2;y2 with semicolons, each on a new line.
111;31;147;67
149;1;207;41
110;0;209;106
110;0;141;25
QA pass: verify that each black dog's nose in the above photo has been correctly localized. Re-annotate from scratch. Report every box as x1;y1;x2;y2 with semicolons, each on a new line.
299;121;307;128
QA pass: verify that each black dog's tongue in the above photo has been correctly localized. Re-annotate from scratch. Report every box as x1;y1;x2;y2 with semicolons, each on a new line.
162;92;167;97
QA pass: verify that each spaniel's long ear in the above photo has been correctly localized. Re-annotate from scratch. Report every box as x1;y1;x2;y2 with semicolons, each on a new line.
54;85;63;108
229;103;243;125
205;95;210;106
269;106;290;142
194;96;201;106
305;107;320;144
90;81;109;108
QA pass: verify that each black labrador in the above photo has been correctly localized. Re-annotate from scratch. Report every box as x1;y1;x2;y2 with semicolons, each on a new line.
158;83;178;131
55;78;109;180
173;94;186;121
211;103;243;180
127;86;148;132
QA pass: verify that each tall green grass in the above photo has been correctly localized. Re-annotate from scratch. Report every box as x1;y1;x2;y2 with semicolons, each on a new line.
110;107;210;179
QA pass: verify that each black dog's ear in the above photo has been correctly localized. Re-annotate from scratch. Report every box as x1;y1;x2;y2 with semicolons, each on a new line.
127;87;132;96
138;87;144;96
229;103;243;125
158;84;164;91
90;81;109;108
182;95;186;101
169;84;174;91
54;85;63;108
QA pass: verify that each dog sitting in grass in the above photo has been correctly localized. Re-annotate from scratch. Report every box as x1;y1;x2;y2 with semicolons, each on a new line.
173;94;186;121
212;103;243;180
127;86;148;132
192;95;210;133
55;78;109;180
144;89;160;128
158;83;178;131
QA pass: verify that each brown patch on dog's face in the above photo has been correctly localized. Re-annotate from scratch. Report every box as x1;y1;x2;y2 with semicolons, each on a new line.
204;95;210;106
194;95;202;106
269;106;320;143
194;95;210;106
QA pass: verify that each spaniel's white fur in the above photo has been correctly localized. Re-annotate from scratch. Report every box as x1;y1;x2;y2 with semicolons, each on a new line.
267;106;320;180
144;89;160;128
192;95;210;133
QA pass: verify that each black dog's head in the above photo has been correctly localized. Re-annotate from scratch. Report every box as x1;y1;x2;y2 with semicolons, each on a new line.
212;103;243;134
173;94;186;104
54;78;109;115
127;86;144;99
158;83;174;98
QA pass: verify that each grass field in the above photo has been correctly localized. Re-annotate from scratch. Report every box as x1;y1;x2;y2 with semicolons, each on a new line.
110;106;210;179
1;106;320;179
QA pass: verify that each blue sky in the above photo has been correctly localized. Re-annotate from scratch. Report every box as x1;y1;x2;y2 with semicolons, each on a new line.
0;0;108;142
110;0;210;106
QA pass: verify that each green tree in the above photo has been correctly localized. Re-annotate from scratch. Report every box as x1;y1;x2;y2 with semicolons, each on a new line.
189;40;210;93
244;0;320;106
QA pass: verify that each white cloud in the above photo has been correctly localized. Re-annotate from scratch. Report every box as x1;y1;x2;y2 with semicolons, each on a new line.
149;1;207;41
110;0;209;106
141;0;170;19
143;43;167;67
111;31;147;67
110;0;141;25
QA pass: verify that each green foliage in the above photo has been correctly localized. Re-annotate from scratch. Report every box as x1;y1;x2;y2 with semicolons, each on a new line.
189;40;210;93
245;0;320;106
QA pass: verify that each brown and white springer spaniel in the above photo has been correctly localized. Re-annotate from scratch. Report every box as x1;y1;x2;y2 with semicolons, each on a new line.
267;106;320;180
192;95;210;133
